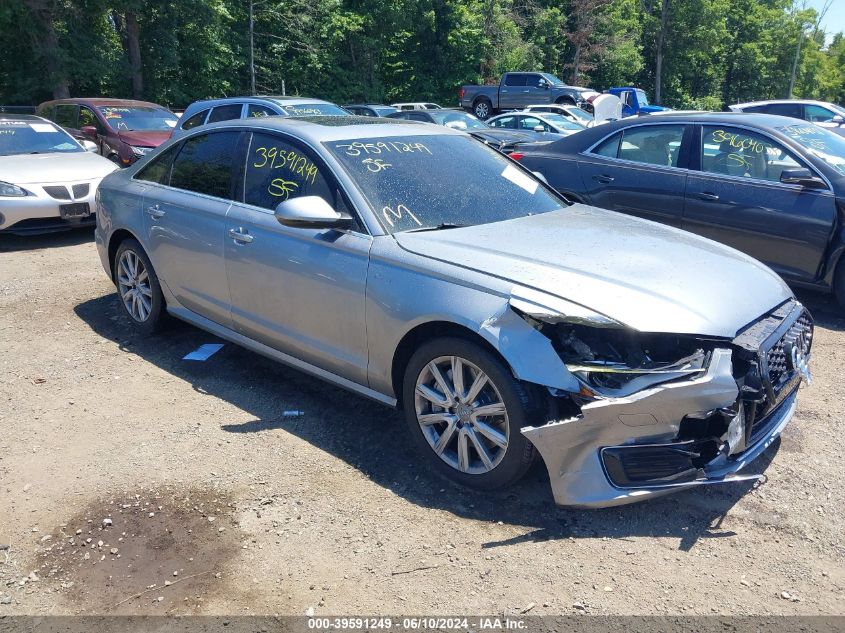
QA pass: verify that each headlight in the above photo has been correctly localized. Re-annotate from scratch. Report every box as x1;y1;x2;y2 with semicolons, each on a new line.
556;324;708;397
0;181;27;197
131;146;153;157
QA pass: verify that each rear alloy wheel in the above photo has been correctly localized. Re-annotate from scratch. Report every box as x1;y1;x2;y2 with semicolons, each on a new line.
403;338;536;490
114;238;166;334
473;99;492;120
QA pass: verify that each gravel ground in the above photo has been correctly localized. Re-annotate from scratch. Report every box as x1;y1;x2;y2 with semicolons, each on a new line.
0;229;843;616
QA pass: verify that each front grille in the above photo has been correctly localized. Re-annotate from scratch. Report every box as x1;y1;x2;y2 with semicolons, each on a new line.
71;183;90;198
766;311;812;396
43;185;70;200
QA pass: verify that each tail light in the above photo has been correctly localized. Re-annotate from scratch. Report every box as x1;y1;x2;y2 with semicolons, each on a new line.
458;87;465;100
509;152;524;161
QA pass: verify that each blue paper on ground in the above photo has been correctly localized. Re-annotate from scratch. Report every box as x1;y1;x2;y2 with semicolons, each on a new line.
183;343;224;361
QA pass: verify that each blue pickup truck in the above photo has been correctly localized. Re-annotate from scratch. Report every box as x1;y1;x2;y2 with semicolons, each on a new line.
607;87;670;117
460;72;596;120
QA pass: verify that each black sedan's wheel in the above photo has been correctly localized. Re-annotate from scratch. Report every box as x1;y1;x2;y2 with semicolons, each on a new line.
402;337;537;490
114;238;166;334
473;98;492;120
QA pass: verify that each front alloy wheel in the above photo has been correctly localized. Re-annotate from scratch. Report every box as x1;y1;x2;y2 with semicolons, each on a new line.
402;337;537;490
415;355;509;474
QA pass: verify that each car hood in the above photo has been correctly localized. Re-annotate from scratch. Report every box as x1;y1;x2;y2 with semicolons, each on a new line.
0;151;118;184
393;205;792;338
117;129;172;148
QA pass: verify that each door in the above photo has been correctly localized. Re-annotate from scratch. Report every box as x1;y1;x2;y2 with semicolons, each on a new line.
683;124;836;283
224;131;372;384
141;130;242;326
499;74;526;110
577;123;690;227
77;106;105;152
523;74;550;105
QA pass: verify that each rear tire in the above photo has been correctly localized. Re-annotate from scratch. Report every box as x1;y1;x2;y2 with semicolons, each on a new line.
113;238;167;335
473;98;493;120
402;337;538;491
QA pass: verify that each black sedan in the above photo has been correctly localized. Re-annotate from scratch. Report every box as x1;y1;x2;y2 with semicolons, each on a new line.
515;112;845;305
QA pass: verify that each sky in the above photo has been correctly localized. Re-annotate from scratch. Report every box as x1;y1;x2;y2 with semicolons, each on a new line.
808;0;845;40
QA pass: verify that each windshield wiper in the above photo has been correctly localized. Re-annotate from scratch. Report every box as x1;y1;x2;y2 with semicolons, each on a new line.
403;223;469;233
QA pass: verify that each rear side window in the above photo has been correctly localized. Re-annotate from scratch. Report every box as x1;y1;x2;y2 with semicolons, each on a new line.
759;103;802;118
489;116;516;129
407;112;430;122
169;131;239;198
207;104;243;124
135;144;180;185
247;104;277;118
592;132;622;158
616;125;685;166
55;104;78;128
504;74;527;87
180;109;209;130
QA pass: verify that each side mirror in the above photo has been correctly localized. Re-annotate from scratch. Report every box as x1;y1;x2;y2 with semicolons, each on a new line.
780;168;826;189
533;125;546;133
81;140;98;152
80;125;98;139
274;196;354;230
832;114;844;123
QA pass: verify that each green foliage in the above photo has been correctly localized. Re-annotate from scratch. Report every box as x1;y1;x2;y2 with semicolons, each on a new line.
0;0;842;109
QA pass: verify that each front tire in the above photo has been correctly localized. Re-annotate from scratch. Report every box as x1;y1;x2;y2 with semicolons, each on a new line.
114;238;166;334
402;337;537;490
834;257;845;309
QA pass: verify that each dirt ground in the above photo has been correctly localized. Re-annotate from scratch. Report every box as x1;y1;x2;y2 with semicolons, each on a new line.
0;228;843;617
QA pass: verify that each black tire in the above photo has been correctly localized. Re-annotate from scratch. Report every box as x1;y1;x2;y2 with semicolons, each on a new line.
473;98;493;120
555;97;576;106
401;337;539;491
834;257;845;308
113;238;167;335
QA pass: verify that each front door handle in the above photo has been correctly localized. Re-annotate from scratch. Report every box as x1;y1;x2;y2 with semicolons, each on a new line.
696;192;720;201
228;227;254;244
146;204;165;219
592;174;615;184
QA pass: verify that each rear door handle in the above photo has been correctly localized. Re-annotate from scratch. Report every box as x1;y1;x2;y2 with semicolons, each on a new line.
696;192;720;201
228;227;254;244
146;204;165;219
592;174;615;184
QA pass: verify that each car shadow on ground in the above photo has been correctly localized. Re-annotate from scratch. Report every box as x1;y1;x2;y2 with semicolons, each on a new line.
795;289;845;332
0;227;94;252
75;292;783;551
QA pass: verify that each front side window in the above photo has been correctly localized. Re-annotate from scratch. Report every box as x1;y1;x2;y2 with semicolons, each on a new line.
243;132;335;212
78;107;99;130
169;131;239;198
181;109;209;130
326;134;564;234
207;104;243;124
701;125;802;182
525;74;545;88
54;104;78;128
0;120;82;156
247;104;277;118
614;125;685;166
519;116;547;131
135;144;180;185
804;104;836;123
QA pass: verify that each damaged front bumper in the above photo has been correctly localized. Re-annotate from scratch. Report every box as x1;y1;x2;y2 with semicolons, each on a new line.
521;302;812;508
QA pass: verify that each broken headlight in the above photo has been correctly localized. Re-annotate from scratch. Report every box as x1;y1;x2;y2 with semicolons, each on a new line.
555;324;710;397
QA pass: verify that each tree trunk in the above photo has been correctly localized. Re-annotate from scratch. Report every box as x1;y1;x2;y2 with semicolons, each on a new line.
571;44;581;85
249;0;256;96
125;11;143;98
23;0;69;98
654;0;669;105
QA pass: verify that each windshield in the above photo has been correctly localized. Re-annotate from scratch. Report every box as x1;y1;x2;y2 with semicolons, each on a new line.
374;107;397;116
779;123;845;175
326;135;564;234
428;111;487;130
542;73;565;85
0;120;81;155
540;114;585;130
99;106;177;131
279;102;347;117
636;90;649;106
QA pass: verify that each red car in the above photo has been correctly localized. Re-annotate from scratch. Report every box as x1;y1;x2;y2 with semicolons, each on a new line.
35;98;178;167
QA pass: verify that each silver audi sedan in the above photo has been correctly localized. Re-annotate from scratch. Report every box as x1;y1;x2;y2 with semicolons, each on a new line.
95;116;812;507
0;114;117;234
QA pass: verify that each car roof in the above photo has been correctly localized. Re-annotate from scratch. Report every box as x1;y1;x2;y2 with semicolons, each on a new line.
343;104;394;108
0;114;43;122
732;99;831;108
182;115;463;143
38;98;167;109
187;96;335;108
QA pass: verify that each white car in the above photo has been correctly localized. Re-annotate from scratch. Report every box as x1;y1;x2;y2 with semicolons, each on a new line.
524;103;594;127
390;102;443;111
0;115;118;234
486;111;586;137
